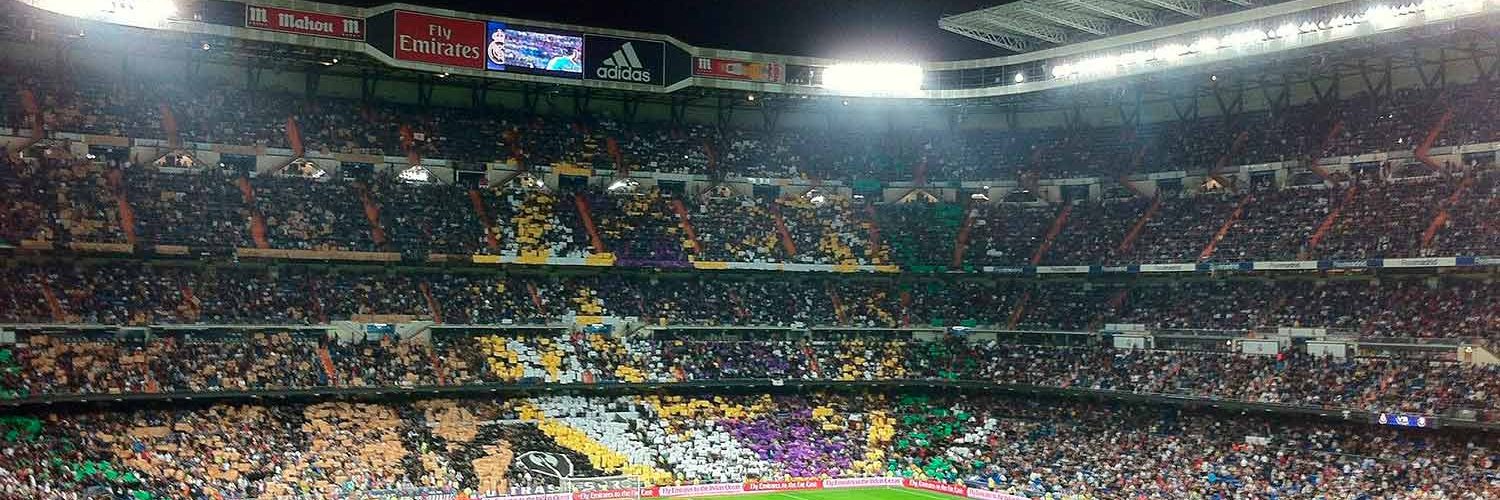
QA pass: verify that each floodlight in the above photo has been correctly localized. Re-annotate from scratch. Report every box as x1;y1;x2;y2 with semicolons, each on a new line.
1154;44;1186;61
1193;37;1219;54
606;178;639;193
822;63;923;95
28;0;178;28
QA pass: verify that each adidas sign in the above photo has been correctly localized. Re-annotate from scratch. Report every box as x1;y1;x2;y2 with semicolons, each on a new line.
597;42;653;83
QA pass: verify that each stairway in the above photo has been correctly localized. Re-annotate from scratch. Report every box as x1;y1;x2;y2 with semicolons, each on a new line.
1198;195;1253;261
526;281;547;316
1208;131;1249;189
1316;118;1342;157
1306;119;1342;182
863;204;883;261
606;136;625;171
285;116;305;158
158;103;182;149
1089;288;1130;332
727;290;749;321
7;88;43;158
399;124;422;168
1029;204;1073;265
1307;162;1336;184
307;278;328;324
770;204;797;258
912;158;928;186
105;168;138;247
468;189;501;250
428;348;449;386
702;140;719;177
572;193;608;254
317;346;338;386
898;290;912;328
1421;172;1473;249
178;284;202;323
1414;108;1454;171
803;344;822;378
420;281;444;323
828;285;847;325
503;128;525;164
1006;291;1031;330
353;181;389;247
668;199;702;256
1117;174;1148;198
1117;196;1163;255
40;283;65;322
951;203;977;269
1302;186;1357;258
237;176;271;249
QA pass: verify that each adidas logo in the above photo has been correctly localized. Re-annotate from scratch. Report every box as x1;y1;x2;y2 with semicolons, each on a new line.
597;42;653;83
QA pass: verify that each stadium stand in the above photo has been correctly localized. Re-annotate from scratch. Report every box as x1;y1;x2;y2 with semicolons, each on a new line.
1;263;1495;338
2;2;1500;500
1;392;1496;499
5;327;1498;422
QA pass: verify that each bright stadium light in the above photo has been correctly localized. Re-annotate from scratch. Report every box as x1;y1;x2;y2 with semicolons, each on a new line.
606;178;639;194
26;0;178;28
822;63;923;96
1192;37;1219;54
1039;0;1493;85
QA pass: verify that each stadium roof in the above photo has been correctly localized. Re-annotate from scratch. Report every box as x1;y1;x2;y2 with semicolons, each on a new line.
941;0;1284;52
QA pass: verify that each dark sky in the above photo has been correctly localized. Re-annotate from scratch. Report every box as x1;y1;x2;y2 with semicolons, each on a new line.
331;0;1009;61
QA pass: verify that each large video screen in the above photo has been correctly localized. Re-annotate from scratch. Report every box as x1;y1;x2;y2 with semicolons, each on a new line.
485;21;584;77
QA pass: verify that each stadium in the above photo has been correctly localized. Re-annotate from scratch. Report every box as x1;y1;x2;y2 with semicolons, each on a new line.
0;0;1497;498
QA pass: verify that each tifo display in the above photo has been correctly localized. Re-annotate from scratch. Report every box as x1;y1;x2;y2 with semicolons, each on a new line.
1;393;1494;499
1;1;1499;500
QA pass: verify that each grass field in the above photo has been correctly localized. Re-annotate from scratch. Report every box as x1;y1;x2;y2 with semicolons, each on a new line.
677;487;958;500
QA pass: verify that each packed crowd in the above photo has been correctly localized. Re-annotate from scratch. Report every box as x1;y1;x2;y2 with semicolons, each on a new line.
6;55;1500;184
1;391;1495;499
7;16;1500;500
0;153;132;247
2;262;1494;338
2;157;1495;266
5;329;1499;422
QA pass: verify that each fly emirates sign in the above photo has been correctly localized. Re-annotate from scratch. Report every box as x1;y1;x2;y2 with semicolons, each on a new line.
394;11;484;69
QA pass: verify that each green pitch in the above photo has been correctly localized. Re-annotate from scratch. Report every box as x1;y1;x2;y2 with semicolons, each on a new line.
676;487;959;500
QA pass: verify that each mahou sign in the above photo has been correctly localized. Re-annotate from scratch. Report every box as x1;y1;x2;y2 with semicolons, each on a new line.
245;5;363;40
393;10;485;69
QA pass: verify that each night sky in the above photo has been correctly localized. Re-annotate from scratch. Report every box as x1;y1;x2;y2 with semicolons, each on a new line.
328;0;1010;61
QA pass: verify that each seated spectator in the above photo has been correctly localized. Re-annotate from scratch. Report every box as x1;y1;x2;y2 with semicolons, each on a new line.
589;187;688;263
779;196;888;265
251;175;378;252
875;201;963;268
1117;192;1240;264
963;203;1052;267
125;165;246;250
688;193;785;263
1208;185;1333;261
1317;176;1454;259
1040;197;1150;265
